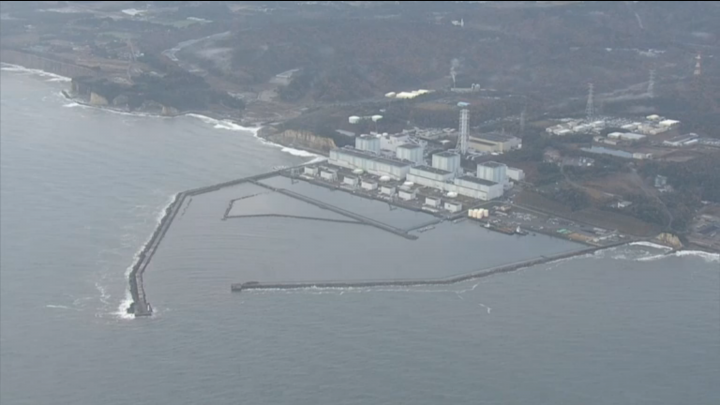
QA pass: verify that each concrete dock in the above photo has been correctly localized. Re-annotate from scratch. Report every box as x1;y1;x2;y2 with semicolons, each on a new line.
231;242;627;292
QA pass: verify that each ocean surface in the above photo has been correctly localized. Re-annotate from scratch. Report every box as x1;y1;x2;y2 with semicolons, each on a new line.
1;66;719;405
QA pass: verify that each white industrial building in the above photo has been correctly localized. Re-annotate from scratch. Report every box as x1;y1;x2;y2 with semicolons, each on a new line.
398;188;417;201
395;143;424;164
406;166;455;189
444;201;463;213
476;161;508;184
361;179;378;191
663;134;699;147
451;176;504;201
659;119;680;128
469;132;522;153
320;168;338;181
607;132;646;142
329;147;412;180
425;196;442;208
507;167;525;182
303;166;318;176
355;135;381;154
380;185;396;196
379;132;411;152
432;151;461;174
343;176;358;187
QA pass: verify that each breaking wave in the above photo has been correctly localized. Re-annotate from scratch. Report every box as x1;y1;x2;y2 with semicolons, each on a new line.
113;194;178;320
186;113;323;162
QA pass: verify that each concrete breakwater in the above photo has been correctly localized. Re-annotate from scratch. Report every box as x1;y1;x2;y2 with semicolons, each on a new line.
126;169;293;317
250;180;419;240
231;242;628;292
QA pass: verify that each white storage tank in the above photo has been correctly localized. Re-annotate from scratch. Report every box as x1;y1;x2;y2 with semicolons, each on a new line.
349;116;361;124
379;176;391;182
371;115;383;122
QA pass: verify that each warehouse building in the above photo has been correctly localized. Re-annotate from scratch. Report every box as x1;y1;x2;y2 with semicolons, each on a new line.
355;134;381;154
507;167;525;182
444;201;463;213
398;188;417;201
406;166;455;189
361;179;378;191
607;132;646;142
663;134;699;147
342;175;358;187
477;161;508;184
469;132;522;153
329;147;412;180
432;151;461;174
303;166;318;176
320;168;338;181
395;143;425;164
451;176;504;201
380;185;396;196
424;196;442;208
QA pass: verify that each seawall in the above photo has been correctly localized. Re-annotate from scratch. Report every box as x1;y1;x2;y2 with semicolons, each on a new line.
126;168;295;317
232;242;628;292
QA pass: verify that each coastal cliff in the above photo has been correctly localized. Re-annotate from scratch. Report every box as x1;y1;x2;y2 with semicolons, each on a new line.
263;129;336;153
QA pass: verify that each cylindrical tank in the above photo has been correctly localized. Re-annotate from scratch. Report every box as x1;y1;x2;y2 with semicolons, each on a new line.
482;209;489;217
446;191;458;198
385;92;396;98
371;115;383;122
352;169;364;174
379;176;391;182
349;116;361;124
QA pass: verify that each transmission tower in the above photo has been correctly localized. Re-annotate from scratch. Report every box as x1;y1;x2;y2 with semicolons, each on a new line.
585;83;595;120
519;108;526;136
648;69;655;99
694;52;702;77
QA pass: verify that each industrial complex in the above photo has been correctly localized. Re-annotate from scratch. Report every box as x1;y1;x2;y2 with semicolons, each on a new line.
320;105;527;216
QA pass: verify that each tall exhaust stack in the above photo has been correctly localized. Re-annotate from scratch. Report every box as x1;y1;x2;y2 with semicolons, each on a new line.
458;104;469;155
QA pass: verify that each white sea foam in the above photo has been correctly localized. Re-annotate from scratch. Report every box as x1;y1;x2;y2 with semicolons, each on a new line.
186;113;323;162
674;250;720;263
2;67;321;162
95;282;111;305
1;63;71;82
113;194;178;320
46;304;71;310
629;241;673;251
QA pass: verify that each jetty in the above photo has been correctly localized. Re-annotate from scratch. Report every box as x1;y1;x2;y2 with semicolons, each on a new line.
125;168;294;317
232;241;628;292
